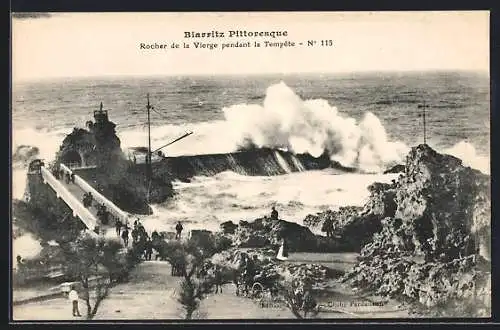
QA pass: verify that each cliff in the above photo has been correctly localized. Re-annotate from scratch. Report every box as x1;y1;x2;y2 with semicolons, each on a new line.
357;144;490;261
338;144;491;316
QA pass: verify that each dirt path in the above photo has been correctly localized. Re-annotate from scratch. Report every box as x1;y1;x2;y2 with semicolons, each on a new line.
12;261;182;321
95;261;295;319
13;259;410;321
197;285;295;319
93;261;183;319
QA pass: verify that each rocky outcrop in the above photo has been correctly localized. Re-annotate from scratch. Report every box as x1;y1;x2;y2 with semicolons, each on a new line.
303;181;398;251
342;253;491;316
55;128;99;169
51;107;174;214
53;105;122;170
358;144;490;262
341;144;491;316
224;217;342;252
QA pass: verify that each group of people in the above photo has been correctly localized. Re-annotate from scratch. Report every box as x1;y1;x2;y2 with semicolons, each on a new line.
116;218;153;259
53;167;75;184
83;192;112;226
82;192;94;208
96;204;110;225
53;165;115;228
115;220;187;263
321;218;336;238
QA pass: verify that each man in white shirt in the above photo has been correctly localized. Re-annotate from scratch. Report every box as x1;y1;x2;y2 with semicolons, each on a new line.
68;286;82;317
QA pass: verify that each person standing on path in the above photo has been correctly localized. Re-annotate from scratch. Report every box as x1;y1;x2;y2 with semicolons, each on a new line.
122;227;129;247
68;286;82;317
144;238;153;260
175;221;183;240
115;218;122;237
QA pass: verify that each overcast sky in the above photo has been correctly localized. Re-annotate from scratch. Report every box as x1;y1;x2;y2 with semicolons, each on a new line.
12;11;489;81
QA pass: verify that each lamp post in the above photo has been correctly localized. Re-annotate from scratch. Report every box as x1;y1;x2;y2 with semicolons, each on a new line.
418;102;430;145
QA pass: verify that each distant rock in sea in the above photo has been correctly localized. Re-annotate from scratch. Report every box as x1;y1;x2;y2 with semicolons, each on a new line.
13;145;39;168
383;164;405;174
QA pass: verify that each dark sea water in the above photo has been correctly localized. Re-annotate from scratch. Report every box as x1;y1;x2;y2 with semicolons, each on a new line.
13;71;490;155
12;71;490;233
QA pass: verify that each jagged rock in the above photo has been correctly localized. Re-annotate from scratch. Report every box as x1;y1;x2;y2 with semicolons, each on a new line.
302;181;397;251
342;254;491;315
389;144;489;261
55;128;100;169
341;144;491;316
231;217;339;252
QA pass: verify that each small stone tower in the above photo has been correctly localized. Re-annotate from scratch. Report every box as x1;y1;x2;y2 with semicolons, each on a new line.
94;102;110;126
89;102;122;168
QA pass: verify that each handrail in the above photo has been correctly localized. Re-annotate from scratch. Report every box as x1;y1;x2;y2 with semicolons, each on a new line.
60;163;130;223
74;175;130;223
40;167;97;230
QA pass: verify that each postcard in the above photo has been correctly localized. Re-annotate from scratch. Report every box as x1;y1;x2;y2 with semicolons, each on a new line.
11;11;491;321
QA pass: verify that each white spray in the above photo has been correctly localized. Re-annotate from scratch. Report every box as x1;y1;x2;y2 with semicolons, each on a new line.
223;82;410;173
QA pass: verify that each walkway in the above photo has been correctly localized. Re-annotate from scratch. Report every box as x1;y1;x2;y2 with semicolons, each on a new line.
13;261;294;321
39;163;132;234
12;260;409;320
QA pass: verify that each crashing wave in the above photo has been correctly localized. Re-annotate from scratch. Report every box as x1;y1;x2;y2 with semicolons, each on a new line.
12;145;39;168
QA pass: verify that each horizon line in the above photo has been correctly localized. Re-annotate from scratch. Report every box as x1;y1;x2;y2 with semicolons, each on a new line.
12;68;489;84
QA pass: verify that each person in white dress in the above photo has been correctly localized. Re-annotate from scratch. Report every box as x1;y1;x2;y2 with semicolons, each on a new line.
276;238;289;261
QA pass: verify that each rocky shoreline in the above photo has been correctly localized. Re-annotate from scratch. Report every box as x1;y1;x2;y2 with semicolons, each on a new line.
194;144;490;316
13;143;491;317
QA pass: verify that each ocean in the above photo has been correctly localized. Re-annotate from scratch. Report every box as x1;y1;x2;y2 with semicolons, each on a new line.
12;71;490;253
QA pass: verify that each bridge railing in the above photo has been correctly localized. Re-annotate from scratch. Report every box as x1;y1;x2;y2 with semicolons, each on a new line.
60;163;131;224
40;167;97;230
65;162;98;170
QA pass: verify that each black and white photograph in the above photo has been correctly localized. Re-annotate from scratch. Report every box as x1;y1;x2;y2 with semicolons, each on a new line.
11;11;491;320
